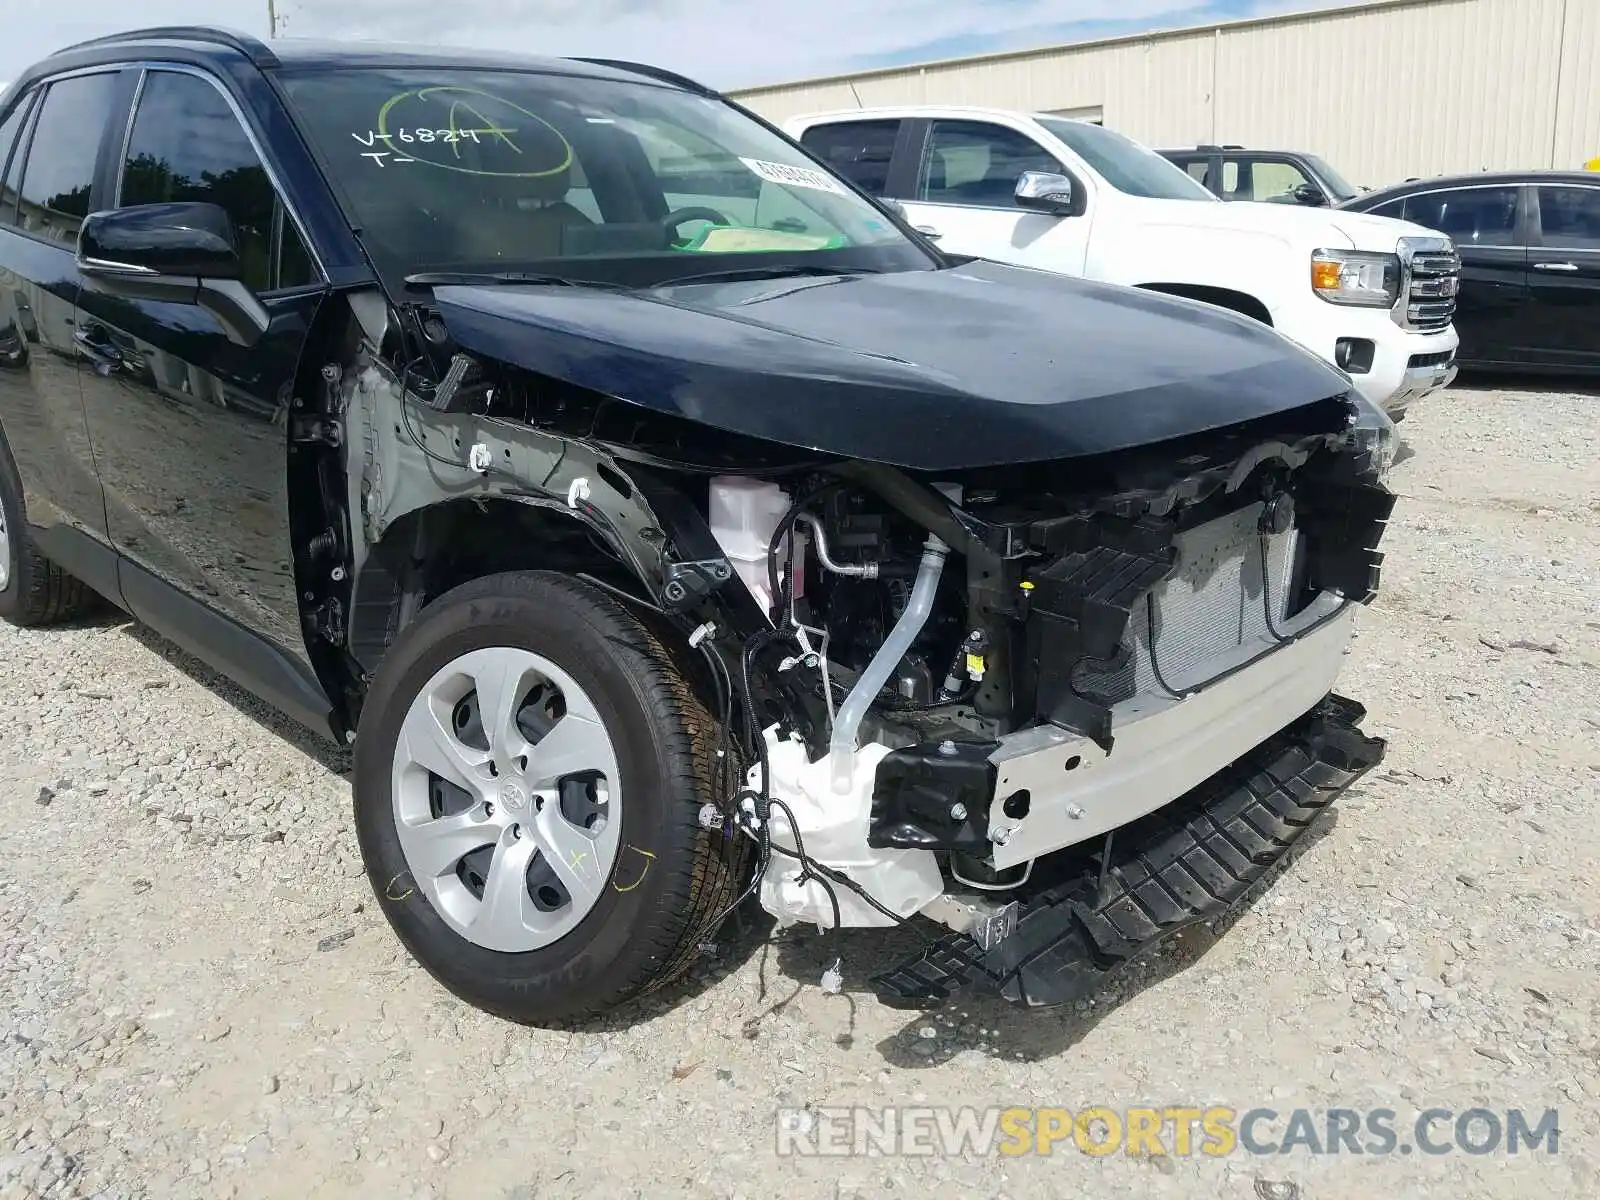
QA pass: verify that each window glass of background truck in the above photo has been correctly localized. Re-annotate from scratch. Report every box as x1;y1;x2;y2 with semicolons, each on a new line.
1035;116;1216;201
799;120;900;196
1180;159;1211;187
17;72;120;244
1246;159;1313;202
1403;187;1520;245
121;70;315;292
1536;186;1600;248
919;121;1060;208
0;92;34;225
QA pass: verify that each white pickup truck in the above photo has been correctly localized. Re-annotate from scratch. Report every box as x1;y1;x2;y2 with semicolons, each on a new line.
780;106;1460;419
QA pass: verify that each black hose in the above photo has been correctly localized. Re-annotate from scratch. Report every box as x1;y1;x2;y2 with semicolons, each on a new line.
765;480;841;624
827;461;996;568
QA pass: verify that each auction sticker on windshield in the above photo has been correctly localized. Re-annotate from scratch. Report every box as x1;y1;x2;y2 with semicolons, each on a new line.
739;158;848;196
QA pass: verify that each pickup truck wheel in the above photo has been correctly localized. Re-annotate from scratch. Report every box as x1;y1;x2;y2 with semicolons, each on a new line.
353;570;744;1023
0;428;93;627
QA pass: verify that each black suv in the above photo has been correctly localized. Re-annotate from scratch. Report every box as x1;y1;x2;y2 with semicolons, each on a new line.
0;27;1394;1023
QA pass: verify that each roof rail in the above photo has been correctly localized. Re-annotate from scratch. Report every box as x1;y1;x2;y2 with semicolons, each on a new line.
569;57;716;96
52;25;279;68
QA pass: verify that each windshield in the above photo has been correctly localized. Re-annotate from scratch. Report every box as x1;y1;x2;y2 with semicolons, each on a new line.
1034;118;1218;202
1302;153;1359;200
276;67;934;285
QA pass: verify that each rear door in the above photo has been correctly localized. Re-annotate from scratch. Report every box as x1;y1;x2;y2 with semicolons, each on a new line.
0;70;123;594
1524;182;1600;369
793;118;906;201
1399;184;1530;367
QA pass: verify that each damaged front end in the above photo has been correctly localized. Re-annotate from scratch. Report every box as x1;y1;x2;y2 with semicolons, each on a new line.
326;267;1394;1011
717;400;1393;1006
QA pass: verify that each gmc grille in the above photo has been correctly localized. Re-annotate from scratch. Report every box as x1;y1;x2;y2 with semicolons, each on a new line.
1398;247;1460;332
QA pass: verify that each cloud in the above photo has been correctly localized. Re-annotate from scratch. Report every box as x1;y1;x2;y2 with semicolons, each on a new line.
2;0;1372;93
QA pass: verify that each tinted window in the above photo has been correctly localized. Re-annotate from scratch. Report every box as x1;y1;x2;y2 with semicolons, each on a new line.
121;70;316;292
17;72;120;244
1403;187;1520;246
1536;186;1600;249
798;120;900;196
0;90;36;225
1179;159;1211;186
1365;197;1406;219
918;121;1060;208
1035;117;1217;201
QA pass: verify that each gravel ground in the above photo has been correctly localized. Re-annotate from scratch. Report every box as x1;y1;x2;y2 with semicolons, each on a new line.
2;382;1597;1200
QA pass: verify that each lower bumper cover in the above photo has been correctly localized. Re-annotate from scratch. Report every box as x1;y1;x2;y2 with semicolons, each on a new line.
869;692;1386;1008
1381;353;1458;415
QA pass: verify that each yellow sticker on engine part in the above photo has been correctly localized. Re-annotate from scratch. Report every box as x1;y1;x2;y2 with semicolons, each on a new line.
966;653;987;676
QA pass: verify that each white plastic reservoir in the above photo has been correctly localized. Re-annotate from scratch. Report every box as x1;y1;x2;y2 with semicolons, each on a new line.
755;728;945;930
708;476;806;617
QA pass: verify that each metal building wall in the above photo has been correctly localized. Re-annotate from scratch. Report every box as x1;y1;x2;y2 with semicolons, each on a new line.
729;0;1588;191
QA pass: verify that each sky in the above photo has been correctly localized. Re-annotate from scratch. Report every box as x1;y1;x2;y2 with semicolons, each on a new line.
0;0;1373;92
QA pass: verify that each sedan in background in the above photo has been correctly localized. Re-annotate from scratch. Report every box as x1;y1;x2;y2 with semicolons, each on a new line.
1339;171;1600;374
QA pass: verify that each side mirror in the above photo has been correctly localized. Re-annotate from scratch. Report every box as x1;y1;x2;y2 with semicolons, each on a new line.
1014;171;1077;215
1291;182;1328;207
77;202;269;347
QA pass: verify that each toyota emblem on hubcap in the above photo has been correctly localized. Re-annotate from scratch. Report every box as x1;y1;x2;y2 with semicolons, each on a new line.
498;779;529;813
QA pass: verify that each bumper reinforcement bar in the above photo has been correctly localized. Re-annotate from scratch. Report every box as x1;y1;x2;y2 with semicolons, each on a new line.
869;693;1386;1008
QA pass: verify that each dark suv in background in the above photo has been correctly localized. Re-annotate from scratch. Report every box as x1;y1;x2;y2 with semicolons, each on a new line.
1340;170;1600;375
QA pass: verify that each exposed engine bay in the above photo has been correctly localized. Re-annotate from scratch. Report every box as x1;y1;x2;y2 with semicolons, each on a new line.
689;408;1394;950
309;276;1395;1007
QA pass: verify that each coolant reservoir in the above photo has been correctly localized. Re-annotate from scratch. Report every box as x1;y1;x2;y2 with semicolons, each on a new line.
708;476;805;616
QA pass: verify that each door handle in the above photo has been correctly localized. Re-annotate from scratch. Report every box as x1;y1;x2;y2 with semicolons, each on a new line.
72;328;124;372
1532;261;1578;272
913;225;943;241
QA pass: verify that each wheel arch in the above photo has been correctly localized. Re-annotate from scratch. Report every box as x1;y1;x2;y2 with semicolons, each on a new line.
1135;282;1275;326
347;495;650;678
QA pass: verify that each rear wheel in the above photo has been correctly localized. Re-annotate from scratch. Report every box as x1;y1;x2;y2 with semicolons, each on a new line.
0;427;94;627
353;570;746;1023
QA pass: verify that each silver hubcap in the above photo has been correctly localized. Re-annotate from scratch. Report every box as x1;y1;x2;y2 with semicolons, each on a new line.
392;647;621;952
0;505;11;591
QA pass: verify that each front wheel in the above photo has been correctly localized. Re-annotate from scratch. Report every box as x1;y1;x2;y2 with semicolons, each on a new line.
353;570;746;1023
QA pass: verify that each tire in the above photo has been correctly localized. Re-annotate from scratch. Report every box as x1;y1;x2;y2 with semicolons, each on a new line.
0;426;93;627
353;569;748;1024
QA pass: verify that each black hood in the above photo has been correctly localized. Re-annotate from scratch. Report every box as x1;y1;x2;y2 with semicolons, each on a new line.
431;258;1353;472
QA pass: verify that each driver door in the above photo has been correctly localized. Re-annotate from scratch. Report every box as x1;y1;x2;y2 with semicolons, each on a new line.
896;119;1091;276
1223;154;1322;205
74;66;327;663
